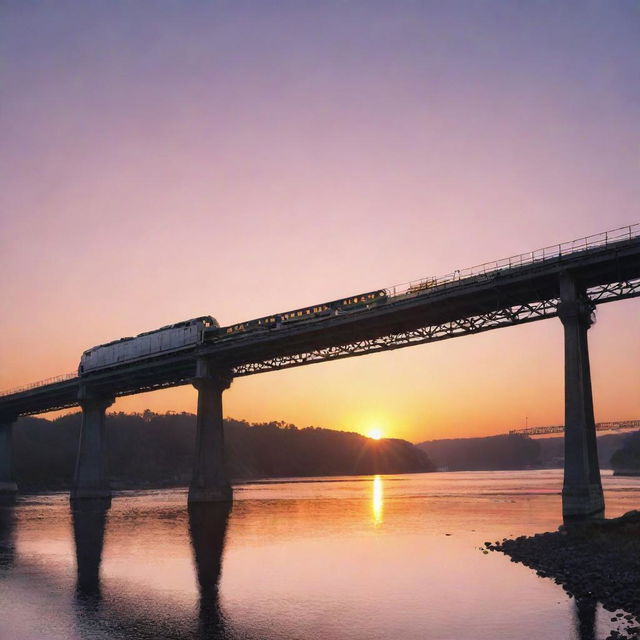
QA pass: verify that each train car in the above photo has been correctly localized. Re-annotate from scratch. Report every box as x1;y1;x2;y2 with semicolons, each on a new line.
222;289;387;337
79;316;219;375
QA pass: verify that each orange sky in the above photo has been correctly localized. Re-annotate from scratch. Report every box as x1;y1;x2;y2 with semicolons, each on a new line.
1;2;639;442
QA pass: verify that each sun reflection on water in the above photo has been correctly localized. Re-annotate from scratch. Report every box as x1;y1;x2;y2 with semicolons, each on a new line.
372;475;383;526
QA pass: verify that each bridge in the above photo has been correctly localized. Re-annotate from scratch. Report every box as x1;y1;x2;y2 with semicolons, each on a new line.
510;419;640;437
1;224;639;520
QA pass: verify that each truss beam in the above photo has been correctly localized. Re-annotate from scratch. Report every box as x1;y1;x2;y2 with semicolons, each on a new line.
232;278;640;377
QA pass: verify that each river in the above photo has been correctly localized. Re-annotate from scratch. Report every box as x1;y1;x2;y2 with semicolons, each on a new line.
1;469;638;640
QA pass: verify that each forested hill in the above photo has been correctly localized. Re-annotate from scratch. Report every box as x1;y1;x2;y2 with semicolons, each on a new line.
418;431;639;471
417;434;540;471
13;412;434;490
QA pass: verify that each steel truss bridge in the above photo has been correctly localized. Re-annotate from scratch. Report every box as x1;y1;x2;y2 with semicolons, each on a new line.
1;224;639;418
510;419;640;437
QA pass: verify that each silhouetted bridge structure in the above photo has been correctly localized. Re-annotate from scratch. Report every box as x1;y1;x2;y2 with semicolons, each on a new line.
510;419;640;437
1;225;639;520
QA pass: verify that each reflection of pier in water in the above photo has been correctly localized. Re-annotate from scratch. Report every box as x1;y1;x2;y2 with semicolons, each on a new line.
189;502;232;637
0;504;15;570
0;500;235;640
69;500;233;639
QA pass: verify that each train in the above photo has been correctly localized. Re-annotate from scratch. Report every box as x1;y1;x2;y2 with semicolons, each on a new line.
78;316;219;374
77;290;388;376
221;289;388;337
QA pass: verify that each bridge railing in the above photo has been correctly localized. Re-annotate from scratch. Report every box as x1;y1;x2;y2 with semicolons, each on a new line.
0;372;77;398
386;223;639;298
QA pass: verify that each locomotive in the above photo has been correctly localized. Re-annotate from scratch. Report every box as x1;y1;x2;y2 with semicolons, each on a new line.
78;316;219;375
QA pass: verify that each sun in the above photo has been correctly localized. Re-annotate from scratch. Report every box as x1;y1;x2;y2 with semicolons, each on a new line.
367;428;383;440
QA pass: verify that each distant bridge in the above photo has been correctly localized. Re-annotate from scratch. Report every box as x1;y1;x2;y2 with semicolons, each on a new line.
1;223;639;521
510;420;640;437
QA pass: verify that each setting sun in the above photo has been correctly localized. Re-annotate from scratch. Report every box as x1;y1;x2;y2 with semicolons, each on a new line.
367;428;383;440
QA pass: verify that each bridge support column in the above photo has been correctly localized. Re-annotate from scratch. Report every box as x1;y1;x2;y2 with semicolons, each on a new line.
0;414;18;497
189;361;232;503
71;391;114;502
558;273;604;522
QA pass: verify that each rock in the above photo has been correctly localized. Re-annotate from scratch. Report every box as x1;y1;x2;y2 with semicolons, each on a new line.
487;517;640;639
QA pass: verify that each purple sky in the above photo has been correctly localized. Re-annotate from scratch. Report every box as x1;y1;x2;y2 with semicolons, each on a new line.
1;1;639;441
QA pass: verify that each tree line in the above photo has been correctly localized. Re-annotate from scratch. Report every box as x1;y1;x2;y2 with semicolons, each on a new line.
13;411;435;490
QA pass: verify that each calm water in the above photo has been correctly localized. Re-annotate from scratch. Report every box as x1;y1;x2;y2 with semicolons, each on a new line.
1;470;639;640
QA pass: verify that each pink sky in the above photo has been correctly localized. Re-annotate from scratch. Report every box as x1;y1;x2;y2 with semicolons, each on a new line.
1;1;639;442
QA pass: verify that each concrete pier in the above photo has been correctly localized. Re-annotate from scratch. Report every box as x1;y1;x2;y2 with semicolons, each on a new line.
558;272;604;521
189;361;232;503
0;414;17;497
71;390;114;502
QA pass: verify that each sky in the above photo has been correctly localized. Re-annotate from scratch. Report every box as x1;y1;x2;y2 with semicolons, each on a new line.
1;0;639;443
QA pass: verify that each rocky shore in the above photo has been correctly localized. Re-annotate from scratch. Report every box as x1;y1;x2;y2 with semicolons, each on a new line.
485;511;640;640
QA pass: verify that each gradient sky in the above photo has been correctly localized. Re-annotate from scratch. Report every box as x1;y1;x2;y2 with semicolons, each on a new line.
1;1;639;442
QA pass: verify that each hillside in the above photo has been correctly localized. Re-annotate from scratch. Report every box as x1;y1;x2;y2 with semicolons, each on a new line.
13;412;434;490
417;434;540;471
610;431;640;475
535;431;635;470
417;430;639;471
